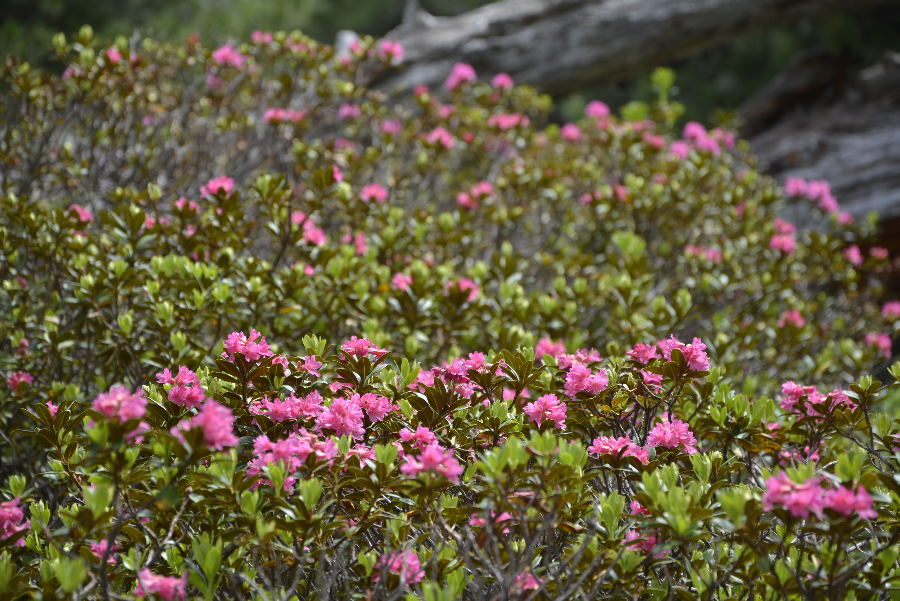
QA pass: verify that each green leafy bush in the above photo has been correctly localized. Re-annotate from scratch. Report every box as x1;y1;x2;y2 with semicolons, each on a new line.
0;29;898;599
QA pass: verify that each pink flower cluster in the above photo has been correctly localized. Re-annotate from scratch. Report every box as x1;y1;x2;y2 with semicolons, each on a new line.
399;426;438;450
779;381;857;417
680;121;734;156
468;511;513;533
200;175;234;197
0;498;29;546
250;391;324;422
171;401;238;450
211;44;245;69
444;277;479;302
392;272;413;291
374;550;424;584
588;435;649;464
411;351;502;400
513;571;543;592
289;211;327;246
424;127;455;149
263;108;307;124
564;363;608;397
763;472;876;520
457;181;494;209
68;203;94;223
222;329;274;362
534;337;566;360
769;218;797;255
360;182;389;204
491;72;514;89
5;370;32;394
248;430;338;491
378;40;405;64
658;336;710;371
684;244;723;264
316;397;365;438
400;444;463;482
487;112;530;131
883;301;900;320
646;419;698;454
444;62;476;90
784;178;847;218
585;100;610;119
523;393;567;429
92;385;147;423
340;336;389;359
865;332;892;358
156;366;205;409
135;569;187;600
778;310;806;329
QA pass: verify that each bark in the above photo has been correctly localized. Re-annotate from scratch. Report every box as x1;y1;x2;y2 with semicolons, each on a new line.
749;52;900;224
377;0;880;96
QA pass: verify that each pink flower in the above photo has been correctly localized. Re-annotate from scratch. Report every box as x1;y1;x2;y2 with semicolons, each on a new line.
468;511;513;532
378;40;404;64
588;435;649;464
623;529;661;554
90;539;117;564
173;401;238;450
837;211;854;225
105;47;122;64
211;44;245;69
630;501;650;516
770;234;796;255
659;336;709;371
92;385;147;423
374;550;424;584
560;123;581;141
444;62;476;90
523;394;567;429
882;301;900;320
200;175;234;197
381;120;402;134
338;104;361;120
46;401;59;416
222;329;274;362
641;370;663;392
316;397;365;439
488;112;530;131
647;419;698;454
5;371;32;394
424;127;455;149
399;426;438;450
490;72;514;89
360;182;389;204
762;472;826;519
400;444;463;482
392;272;413;292
156;367;205;409
564;364;609;397
353;393;399;422
135;569;187;600
250;392;324;422
513;571;543;592
669;141;690;159
68;203;94;223
585;100;610;119
251;30;274;44
535;337;565;360
784;177;807;197
871;246;889;260
627;343;658;364
773;218;796;235
844;245;864;267
341;336;389;359
444;278;479;302
247;430;338;490
0;498;29;546
778;310;806;329
865;333;892;358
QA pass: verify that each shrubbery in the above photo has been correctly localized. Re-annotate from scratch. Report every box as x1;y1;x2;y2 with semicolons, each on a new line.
0;29;898;599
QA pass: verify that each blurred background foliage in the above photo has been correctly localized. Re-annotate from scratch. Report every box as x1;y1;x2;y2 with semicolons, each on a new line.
1;0;898;122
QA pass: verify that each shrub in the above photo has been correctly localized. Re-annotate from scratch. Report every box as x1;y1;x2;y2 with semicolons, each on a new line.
0;29;898;599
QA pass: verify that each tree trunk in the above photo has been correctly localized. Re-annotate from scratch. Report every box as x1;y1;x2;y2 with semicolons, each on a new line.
378;0;880;96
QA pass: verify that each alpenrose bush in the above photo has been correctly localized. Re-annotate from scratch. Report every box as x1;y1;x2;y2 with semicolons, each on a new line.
0;26;898;598
0;329;898;599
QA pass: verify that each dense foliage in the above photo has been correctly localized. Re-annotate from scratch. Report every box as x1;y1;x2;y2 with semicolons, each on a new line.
0;29;898;600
